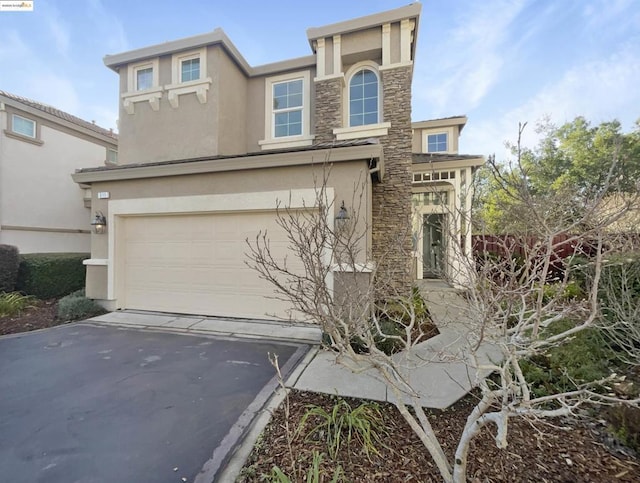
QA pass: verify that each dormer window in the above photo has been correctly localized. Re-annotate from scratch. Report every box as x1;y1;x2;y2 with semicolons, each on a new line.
427;133;448;153
349;68;379;127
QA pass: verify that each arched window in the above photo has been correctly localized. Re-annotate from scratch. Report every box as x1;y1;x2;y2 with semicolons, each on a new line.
348;68;379;127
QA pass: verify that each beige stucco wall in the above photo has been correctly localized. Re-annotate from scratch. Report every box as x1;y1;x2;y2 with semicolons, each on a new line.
0;112;112;253
117;47;225;164
217;48;248;155
85;160;373;302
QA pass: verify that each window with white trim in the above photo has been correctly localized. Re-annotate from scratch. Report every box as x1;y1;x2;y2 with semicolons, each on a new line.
427;133;448;153
123;58;162;114
107;148;118;164
349;68;379;127
136;67;153;91
259;71;313;150
171;48;206;84
12;114;35;138
273;79;303;137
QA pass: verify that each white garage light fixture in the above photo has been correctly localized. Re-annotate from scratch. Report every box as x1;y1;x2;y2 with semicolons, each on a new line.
91;211;107;234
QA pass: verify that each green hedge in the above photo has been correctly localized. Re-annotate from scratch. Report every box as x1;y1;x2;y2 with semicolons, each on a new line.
16;253;89;299
0;244;20;292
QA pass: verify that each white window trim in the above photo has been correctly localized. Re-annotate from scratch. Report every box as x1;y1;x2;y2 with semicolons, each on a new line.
11;113;36;138
333;122;391;140
166;47;212;108
343;61;382;130
123;58;162;114
259;70;314;150
422;127;454;154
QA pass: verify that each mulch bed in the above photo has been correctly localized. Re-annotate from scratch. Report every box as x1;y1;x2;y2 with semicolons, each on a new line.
0;298;62;336
239;390;639;482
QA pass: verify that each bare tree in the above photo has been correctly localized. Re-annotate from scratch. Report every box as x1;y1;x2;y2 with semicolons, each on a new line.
246;132;640;482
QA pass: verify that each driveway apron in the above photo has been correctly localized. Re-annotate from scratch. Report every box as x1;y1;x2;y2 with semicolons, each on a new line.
0;323;302;483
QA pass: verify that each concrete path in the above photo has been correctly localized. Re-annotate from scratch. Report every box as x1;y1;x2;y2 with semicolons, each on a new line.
289;284;499;409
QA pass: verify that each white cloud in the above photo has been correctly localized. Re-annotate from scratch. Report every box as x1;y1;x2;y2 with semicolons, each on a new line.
86;0;128;53
461;42;640;160
413;0;529;117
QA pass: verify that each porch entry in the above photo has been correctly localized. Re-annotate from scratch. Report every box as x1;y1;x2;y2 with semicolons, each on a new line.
422;213;446;279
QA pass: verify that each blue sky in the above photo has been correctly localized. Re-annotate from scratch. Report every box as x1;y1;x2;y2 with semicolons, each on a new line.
1;0;638;159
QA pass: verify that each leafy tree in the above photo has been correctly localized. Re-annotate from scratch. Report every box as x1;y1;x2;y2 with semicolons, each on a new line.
477;117;640;233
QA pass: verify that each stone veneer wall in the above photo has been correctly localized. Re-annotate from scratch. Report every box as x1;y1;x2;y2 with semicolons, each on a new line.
313;77;343;143
373;66;413;294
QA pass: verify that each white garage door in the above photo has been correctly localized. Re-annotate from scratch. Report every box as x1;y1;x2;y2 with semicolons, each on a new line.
118;211;301;320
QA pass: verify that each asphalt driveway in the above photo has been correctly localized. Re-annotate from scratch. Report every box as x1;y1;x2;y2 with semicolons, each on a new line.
0;323;305;483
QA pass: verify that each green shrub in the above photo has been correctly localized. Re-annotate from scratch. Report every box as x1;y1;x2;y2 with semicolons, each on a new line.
57;290;105;321
16;252;89;299
0;292;35;317
0;244;20;292
521;320;616;398
372;288;437;355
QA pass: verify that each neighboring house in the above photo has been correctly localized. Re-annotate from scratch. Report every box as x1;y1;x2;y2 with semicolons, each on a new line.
0;90;118;253
72;4;483;319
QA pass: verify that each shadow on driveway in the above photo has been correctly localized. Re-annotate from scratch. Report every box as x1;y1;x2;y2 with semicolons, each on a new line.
0;323;305;483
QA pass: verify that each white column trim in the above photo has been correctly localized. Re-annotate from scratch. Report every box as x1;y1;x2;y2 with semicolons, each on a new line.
382;23;391;67
316;38;326;78
401;19;415;64
332;35;342;75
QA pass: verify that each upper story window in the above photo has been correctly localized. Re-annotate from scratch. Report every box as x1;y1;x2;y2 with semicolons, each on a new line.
12;114;36;138
333;62;389;141
273;79;303;137
427;133;448;153
106;148;118;164
136;67;153;91
171;48;206;84
349;68;379;127
181;58;200;82
123;58;162;114
259;71;313;150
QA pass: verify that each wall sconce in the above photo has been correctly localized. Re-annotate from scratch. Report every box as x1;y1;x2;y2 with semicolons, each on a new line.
335;201;350;230
91;211;107;234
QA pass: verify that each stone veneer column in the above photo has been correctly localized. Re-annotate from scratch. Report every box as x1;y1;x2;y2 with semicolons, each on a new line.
373;65;413;294
313;78;342;143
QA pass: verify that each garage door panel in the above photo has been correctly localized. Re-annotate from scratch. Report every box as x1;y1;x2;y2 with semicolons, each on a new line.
119;212;306;319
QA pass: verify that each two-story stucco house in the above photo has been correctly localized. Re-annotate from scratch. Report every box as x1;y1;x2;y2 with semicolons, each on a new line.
0;90;118;253
72;4;483;320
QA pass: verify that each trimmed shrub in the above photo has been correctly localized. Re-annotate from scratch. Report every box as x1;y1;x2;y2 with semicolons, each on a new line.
0;244;20;292
16;253;89;299
57;289;105;321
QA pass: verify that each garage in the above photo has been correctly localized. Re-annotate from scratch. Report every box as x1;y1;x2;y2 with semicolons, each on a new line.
116;210;301;320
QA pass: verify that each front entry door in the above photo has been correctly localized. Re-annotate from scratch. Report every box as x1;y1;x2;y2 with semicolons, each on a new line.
422;213;445;279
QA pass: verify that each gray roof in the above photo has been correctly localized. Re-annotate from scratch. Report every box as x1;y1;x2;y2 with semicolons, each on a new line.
75;138;379;174
0;90;117;140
